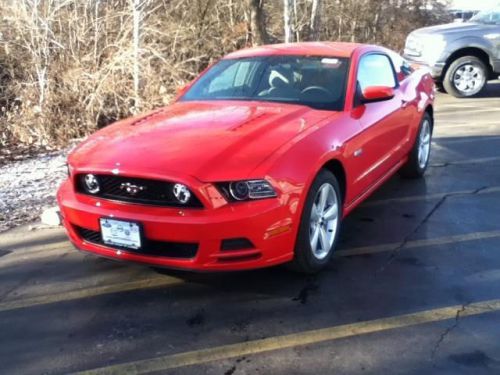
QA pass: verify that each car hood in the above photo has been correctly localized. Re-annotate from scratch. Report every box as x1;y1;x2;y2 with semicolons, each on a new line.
69;100;334;182
412;22;495;36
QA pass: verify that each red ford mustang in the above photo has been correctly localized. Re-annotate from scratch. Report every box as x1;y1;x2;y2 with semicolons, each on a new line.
58;42;435;273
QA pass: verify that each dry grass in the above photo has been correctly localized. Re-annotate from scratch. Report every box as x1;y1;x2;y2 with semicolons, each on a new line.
0;0;450;149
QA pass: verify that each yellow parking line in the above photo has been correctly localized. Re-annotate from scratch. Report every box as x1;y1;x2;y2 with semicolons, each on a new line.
3;182;500;265
433;135;500;144
4;186;500;267
0;277;181;313
435;124;500;130
1;244;70;263
430;156;500;167
73;298;500;374
363;186;500;207
436;108;500;115
335;230;500;257
1;230;500;313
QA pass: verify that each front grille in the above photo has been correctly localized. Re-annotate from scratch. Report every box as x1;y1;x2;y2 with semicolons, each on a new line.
74;225;198;259
75;174;203;208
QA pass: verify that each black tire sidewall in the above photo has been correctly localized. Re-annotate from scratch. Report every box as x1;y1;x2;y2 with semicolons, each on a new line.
293;170;342;273
444;56;487;98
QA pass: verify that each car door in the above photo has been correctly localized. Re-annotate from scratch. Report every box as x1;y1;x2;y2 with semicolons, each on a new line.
353;53;412;191
491;23;500;71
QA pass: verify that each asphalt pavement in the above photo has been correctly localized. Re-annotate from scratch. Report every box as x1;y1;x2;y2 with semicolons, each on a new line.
1;81;500;375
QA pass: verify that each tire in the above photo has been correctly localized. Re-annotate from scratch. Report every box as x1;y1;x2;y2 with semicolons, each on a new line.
435;81;446;93
443;56;488;98
400;112;433;179
290;170;342;274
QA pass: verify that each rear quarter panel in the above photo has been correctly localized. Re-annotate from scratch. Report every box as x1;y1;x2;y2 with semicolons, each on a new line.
399;67;436;154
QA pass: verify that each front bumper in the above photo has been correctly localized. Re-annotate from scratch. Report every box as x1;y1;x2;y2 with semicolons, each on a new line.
57;179;297;271
403;54;446;80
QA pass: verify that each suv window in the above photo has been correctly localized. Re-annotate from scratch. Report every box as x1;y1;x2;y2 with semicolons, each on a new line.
357;54;397;90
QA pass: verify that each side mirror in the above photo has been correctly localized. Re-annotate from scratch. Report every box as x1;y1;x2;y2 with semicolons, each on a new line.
361;86;395;104
176;84;189;96
173;82;191;102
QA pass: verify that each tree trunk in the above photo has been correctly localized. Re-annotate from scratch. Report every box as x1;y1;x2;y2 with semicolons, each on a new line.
131;0;141;111
284;0;293;43
309;0;321;41
247;0;268;46
293;0;299;42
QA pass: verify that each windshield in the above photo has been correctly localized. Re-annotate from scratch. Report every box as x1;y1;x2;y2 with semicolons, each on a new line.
470;9;500;24
181;56;349;111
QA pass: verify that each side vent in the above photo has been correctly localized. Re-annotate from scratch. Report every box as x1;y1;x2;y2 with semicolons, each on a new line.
221;238;255;251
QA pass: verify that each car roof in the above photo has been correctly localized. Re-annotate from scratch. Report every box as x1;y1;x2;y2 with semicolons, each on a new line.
224;42;367;60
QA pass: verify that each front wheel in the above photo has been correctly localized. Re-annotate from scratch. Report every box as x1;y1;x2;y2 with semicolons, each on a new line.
443;56;488;98
290;170;342;273
400;112;433;178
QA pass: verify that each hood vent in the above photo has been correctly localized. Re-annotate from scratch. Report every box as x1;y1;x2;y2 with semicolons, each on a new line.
131;109;166;126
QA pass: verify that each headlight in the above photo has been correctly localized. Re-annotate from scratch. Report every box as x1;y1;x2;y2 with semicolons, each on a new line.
405;34;422;56
83;174;100;194
420;35;446;63
219;180;277;201
229;181;250;201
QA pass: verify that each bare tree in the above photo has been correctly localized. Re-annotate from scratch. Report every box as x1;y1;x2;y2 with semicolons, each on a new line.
309;0;321;41
247;0;268;46
0;0;452;149
131;0;141;112
284;0;293;43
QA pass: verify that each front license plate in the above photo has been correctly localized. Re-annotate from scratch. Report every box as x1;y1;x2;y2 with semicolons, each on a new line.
100;218;142;250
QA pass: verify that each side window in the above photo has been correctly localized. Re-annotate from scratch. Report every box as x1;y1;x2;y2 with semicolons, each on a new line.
208;61;251;93
357;54;397;90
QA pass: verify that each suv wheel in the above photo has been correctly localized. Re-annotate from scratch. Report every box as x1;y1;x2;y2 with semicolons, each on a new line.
443;56;488;98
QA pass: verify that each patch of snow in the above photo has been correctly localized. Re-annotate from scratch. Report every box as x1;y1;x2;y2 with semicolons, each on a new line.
0;150;69;232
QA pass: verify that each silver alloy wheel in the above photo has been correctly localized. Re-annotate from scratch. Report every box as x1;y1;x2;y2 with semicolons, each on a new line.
309;183;338;260
418;119;431;169
453;64;485;96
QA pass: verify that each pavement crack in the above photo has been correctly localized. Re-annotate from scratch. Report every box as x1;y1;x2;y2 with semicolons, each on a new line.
376;196;446;273
471;186;489;195
431;303;469;362
376;185;489;274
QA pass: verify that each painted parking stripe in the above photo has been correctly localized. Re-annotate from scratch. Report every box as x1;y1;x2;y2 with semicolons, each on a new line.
1;230;500;313
0;276;181;313
434;123;500;130
430;156;500;167
433;136;500;145
335;230;500;257
73;298;500;374
363;186;500;207
3;185;500;265
0;244;69;261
